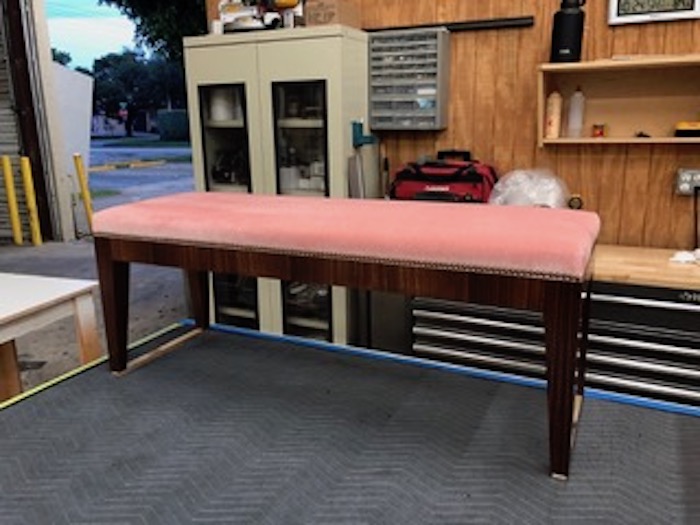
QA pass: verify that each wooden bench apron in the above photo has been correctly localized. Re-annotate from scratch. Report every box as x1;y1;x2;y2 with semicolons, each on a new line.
93;192;600;479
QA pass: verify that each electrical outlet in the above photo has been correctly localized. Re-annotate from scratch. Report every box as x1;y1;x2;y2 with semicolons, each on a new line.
675;168;700;195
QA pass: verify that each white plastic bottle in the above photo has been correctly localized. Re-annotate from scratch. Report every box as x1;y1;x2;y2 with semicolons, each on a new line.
545;90;563;139
567;87;585;138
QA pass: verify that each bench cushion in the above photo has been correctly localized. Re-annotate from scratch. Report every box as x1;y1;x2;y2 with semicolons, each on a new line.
93;192;600;281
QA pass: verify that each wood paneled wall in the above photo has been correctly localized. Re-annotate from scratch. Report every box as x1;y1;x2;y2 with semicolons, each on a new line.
205;0;700;248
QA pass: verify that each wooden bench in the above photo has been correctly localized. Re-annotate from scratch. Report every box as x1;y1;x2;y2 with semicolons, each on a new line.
0;272;102;402
92;192;600;479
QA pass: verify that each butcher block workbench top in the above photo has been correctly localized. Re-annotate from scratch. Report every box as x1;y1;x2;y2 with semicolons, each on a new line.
593;244;700;290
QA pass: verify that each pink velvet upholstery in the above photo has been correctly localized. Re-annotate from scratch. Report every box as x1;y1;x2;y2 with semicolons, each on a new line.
92;192;600;281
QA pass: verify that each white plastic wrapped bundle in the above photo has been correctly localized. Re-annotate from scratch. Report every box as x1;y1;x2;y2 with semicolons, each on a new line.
488;169;570;208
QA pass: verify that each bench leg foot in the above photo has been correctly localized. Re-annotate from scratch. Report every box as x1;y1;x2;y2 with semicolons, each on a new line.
0;340;22;401
544;281;583;479
95;238;129;372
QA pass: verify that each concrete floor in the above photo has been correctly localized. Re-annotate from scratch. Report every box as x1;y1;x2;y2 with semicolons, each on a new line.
1;156;194;392
0;240;188;391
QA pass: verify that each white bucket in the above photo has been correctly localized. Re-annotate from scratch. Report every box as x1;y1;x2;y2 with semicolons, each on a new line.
209;87;239;121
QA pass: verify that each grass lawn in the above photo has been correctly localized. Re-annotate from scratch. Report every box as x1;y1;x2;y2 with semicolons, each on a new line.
76;189;121;200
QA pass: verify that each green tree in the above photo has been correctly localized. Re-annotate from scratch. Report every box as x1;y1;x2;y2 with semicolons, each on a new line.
93;50;147;136
92;49;187;136
98;0;208;61
94;1;205;137
140;55;187;110
51;48;72;66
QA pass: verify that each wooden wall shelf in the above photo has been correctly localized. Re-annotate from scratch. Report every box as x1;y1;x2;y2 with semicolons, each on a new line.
538;55;700;147
540;54;700;72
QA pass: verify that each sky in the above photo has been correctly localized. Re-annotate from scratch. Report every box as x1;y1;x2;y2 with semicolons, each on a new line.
45;0;138;69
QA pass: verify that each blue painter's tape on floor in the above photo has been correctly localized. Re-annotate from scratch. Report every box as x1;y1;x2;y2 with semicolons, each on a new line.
185;319;700;419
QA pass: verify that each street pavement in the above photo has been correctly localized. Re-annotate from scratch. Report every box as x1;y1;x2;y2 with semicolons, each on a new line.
89;162;195;211
89;143;192;168
89;141;194;203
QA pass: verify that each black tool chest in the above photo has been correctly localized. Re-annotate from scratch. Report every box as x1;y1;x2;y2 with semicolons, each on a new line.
411;281;700;407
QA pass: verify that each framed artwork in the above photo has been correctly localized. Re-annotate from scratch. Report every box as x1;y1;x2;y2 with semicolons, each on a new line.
609;0;700;25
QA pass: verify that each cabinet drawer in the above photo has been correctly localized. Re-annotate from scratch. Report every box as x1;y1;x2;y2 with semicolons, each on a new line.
411;283;700;406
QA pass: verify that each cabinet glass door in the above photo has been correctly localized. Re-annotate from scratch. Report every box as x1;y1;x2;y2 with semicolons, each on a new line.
199;84;251;192
199;84;259;330
214;274;259;330
282;281;331;341
272;80;328;197
272;81;331;340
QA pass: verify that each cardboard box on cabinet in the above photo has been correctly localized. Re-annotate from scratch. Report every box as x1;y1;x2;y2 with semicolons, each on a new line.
304;0;361;28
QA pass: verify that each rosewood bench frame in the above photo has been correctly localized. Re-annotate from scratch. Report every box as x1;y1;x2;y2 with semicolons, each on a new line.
95;233;592;480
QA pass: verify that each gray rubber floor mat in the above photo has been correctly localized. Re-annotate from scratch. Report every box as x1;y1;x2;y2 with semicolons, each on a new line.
1;330;698;524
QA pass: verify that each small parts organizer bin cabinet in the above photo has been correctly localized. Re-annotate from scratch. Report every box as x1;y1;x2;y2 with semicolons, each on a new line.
538;54;700;146
368;27;450;131
184;25;378;344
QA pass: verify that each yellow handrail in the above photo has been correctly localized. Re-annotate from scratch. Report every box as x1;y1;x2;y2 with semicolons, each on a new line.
73;153;93;232
1;155;23;245
20;156;42;246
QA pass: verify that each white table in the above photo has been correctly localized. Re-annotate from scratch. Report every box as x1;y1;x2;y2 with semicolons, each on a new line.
0;273;102;401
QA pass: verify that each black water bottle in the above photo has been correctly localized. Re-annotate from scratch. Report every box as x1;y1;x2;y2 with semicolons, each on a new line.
550;0;586;63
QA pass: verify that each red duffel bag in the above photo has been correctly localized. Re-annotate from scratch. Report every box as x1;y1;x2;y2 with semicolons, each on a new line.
389;150;498;203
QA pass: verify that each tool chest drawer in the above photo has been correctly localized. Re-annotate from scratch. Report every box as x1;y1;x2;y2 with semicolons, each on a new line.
412;282;700;406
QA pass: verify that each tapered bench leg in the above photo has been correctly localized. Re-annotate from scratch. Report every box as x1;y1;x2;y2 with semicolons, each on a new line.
543;281;583;480
95;238;130;372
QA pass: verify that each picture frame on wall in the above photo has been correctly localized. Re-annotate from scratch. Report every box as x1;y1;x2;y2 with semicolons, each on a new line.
609;0;700;25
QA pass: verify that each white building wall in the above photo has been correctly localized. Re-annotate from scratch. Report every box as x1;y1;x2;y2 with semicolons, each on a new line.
27;0;74;240
52;63;93;173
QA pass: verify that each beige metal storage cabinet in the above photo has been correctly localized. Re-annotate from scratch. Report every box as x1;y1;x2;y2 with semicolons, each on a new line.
184;25;370;344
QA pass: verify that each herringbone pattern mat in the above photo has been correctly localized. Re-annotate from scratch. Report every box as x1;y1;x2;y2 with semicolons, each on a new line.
0;331;698;524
